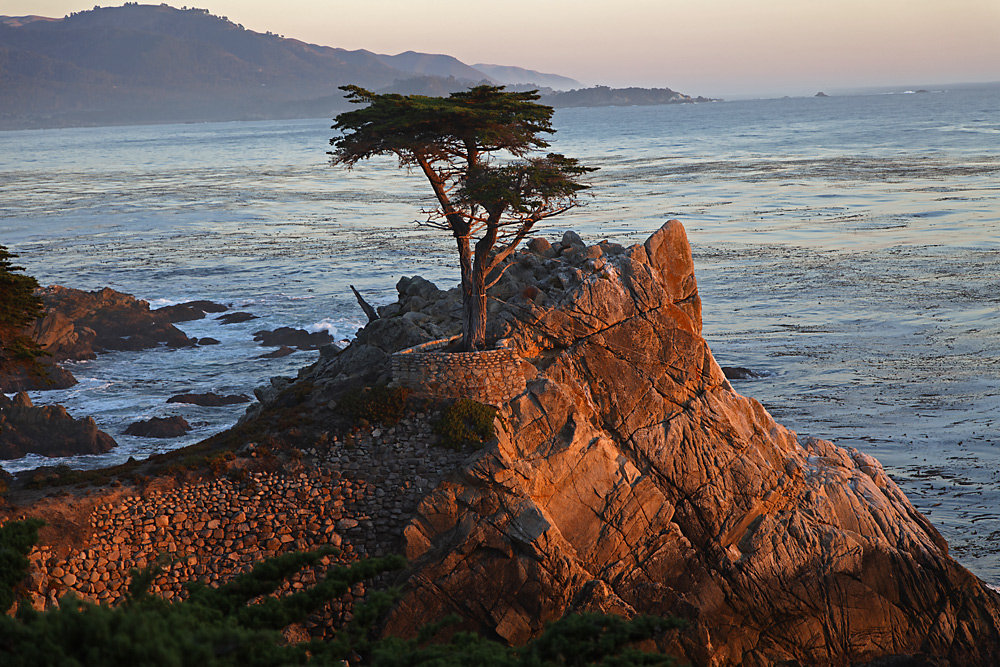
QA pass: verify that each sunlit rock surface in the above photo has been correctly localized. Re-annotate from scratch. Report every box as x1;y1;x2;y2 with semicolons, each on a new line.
377;221;1000;666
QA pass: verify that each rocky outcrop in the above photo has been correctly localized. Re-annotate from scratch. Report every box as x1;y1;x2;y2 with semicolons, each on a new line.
3;287;203;391
364;222;1000;665
0;392;117;459
31;286;195;362
124;416;192;438
0;357;77;392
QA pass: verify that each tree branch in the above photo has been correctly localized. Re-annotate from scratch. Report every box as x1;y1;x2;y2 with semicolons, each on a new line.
350;285;379;323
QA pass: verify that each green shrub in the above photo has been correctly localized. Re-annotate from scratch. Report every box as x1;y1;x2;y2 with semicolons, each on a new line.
0;246;45;377
337;384;410;427
0;519;683;665
433;399;497;450
0;518;44;613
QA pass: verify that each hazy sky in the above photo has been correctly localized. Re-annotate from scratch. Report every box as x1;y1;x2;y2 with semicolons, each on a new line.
5;0;999;97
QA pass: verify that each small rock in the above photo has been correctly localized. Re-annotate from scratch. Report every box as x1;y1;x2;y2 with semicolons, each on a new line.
166;393;251;407
215;312;258;325
124;416;192;438
722;366;760;380
560;230;584;248
258;345;296;359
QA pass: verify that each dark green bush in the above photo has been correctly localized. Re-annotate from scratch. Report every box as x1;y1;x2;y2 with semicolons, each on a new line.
337;384;411;427
0;245;46;379
433;399;498;450
0;519;682;665
0;518;44;614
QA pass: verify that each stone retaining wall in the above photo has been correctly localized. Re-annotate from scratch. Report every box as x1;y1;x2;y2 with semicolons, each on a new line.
4;415;466;639
391;336;526;406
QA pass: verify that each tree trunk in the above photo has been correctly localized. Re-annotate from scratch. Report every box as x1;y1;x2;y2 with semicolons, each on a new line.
463;277;488;352
463;228;498;352
455;233;479;352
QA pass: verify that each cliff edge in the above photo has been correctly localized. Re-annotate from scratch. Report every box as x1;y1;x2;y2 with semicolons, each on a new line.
368;221;1000;665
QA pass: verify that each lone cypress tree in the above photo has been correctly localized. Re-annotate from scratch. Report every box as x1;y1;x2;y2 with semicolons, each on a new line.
330;85;595;352
0;246;45;377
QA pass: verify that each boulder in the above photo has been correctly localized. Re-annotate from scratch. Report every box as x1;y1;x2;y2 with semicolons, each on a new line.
124;415;192;438
0;392;116;459
253;327;333;350
721;366;760;380
0;358;77;392
153;300;228;323
374;221;1000;665
31;286;195;361
215;312;257;325
257;345;295;359
166;392;251;407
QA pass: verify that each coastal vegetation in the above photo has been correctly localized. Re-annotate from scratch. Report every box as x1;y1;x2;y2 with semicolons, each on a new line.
0;246;45;387
0;519;681;666
432;399;498;450
330;85;595;351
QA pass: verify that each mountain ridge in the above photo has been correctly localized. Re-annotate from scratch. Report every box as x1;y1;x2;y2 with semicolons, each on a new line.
0;4;712;130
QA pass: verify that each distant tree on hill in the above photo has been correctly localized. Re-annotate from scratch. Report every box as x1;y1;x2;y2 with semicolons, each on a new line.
0;245;45;380
329;85;596;351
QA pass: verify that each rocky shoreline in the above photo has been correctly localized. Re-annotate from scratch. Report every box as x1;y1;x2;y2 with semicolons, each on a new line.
4;221;1000;665
0;285;338;461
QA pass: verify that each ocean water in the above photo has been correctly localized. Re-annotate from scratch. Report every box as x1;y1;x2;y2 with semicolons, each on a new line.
2;85;999;579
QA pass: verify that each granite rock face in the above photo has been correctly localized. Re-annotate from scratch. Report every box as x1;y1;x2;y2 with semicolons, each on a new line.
0;392;117;459
378;221;1000;666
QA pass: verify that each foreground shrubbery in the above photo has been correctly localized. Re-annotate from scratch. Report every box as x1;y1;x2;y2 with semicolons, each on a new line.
0;246;46;384
0;520;682;665
337;384;411;427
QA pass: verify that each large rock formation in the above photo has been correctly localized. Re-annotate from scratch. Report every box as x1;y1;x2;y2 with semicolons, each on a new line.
1;288;203;391
32;286;195;361
0;392;117;459
354;221;1000;665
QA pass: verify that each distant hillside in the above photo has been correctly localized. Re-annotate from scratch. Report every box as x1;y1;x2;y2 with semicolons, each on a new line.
472;63;580;90
376;51;494;84
0;4;710;130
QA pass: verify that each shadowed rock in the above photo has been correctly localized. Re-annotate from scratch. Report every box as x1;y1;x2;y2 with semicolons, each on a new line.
215;312;257;325
166;392;251;407
154;300;228;322
721;366;760;379
124;415;192;438
253;327;333;350
0;392;116;459
258;345;296;359
31;285;196;362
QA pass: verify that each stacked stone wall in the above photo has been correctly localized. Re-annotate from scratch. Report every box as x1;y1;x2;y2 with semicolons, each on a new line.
391;337;526;406
4;416;467;639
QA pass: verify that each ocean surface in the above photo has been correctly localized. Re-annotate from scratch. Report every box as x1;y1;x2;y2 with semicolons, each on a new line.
2;85;999;580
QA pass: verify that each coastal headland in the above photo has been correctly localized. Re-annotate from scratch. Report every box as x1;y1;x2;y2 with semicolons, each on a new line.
3;221;1000;665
